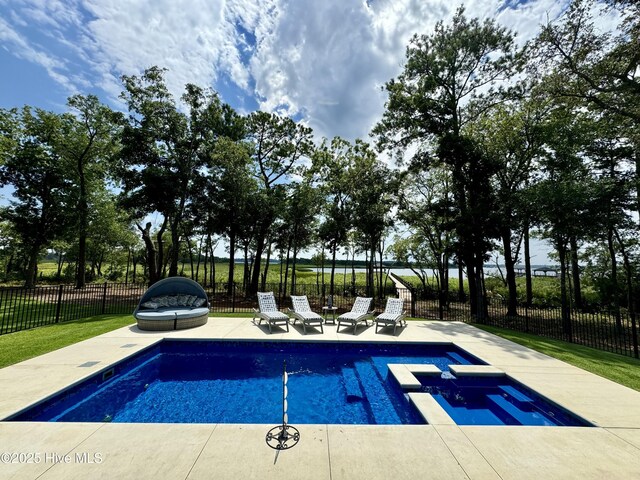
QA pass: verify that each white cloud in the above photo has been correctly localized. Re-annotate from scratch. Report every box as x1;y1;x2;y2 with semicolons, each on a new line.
0;0;622;143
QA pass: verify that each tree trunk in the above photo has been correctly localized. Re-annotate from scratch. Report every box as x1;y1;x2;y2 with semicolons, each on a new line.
203;234;209;288
195;236;202;282
137;222;158;286
214;242;218;284
291;242;298;294
607;228;622;329
569;236;583;310
169;218;180;277
242;244;250;291
156;218;168;280
458;261;465;302
186;236;195;280
330;243;337;296
249;225;267;295
558;240;572;339
524;225;533;307
227;232;236;295
125;248;131;285
474;254;487;322
261;240;272;292
502;228;518;316
283;239;291;297
24;245;40;288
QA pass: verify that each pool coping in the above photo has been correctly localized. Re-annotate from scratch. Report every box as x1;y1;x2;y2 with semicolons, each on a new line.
1;317;639;480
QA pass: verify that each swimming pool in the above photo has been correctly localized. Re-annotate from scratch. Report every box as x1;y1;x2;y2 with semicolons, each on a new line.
10;340;482;425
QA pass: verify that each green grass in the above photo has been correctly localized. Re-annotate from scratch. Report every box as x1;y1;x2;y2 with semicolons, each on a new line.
472;324;640;392
0;314;135;369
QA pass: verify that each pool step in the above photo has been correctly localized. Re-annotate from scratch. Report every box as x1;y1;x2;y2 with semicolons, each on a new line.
498;385;533;403
486;394;536;425
341;367;364;402
354;362;401;424
448;352;470;365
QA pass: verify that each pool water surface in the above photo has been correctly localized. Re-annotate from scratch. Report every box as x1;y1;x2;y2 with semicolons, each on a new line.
11;340;481;425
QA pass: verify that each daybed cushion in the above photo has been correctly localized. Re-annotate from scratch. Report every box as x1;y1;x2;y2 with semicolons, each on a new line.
135;310;178;321
135;307;209;321
175;307;210;319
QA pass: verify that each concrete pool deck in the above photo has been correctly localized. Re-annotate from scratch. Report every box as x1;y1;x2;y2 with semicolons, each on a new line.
1;317;639;479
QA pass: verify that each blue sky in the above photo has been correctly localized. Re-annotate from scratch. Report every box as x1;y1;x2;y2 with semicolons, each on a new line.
0;0;583;137
2;0;618;263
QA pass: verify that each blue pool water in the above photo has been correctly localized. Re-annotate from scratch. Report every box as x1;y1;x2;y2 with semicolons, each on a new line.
11;341;482;425
418;376;591;426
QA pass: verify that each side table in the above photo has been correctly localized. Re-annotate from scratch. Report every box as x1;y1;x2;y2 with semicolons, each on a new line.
322;306;338;324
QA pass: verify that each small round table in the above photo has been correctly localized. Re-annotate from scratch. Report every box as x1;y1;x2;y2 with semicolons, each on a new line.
322;306;338;325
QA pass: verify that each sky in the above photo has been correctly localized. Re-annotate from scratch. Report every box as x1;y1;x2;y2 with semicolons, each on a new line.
1;0;615;265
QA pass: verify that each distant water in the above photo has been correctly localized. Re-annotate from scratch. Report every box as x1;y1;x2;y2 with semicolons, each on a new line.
309;266;555;279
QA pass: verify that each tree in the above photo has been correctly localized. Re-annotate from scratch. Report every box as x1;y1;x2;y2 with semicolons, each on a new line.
245;111;313;294
374;6;518;319
469;99;547;315
0;107;73;287
117;67;242;285
310;137;353;296
58;95;122;288
396;165;456;316
347;140;398;298
531;104;595;337
196;137;259;294
535;0;640;223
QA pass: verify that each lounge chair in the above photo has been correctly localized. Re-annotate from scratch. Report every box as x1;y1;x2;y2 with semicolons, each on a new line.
253;292;290;333
337;297;374;334
288;295;324;334
375;298;407;335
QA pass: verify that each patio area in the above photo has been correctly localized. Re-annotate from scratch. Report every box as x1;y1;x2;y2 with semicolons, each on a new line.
1;317;639;479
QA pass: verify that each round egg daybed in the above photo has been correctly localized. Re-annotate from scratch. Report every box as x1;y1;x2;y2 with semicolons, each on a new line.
133;277;210;331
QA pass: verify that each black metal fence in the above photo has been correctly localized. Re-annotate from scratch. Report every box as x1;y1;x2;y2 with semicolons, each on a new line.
1;281;638;359
401;287;639;359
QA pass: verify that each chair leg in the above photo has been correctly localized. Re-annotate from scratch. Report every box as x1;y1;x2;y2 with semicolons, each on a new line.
319;323;324;334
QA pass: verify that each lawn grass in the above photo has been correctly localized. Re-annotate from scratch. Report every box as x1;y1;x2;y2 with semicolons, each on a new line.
472;323;640;392
0;314;135;369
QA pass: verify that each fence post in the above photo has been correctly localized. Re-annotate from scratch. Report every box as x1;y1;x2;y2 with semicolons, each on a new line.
55;285;64;323
101;283;108;314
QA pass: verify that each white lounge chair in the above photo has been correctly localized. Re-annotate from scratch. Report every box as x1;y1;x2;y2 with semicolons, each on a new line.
337;297;374;334
253;292;290;333
288;295;324;334
375;298;407;335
